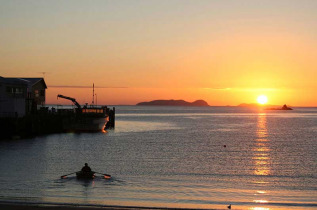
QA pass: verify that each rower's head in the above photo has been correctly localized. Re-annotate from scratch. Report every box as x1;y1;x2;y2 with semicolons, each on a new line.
85;163;88;166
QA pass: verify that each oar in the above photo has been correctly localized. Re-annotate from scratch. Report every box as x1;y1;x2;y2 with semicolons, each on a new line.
60;171;78;179
93;171;111;179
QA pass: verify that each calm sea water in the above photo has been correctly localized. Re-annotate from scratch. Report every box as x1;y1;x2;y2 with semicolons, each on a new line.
0;106;316;210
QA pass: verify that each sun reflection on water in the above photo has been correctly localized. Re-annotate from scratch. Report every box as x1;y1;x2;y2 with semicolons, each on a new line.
249;207;270;210
253;199;269;203
251;113;271;207
253;113;271;176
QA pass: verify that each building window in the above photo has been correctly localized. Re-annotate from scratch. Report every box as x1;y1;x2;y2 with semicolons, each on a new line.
6;86;24;96
35;90;39;97
15;87;23;94
40;89;45;97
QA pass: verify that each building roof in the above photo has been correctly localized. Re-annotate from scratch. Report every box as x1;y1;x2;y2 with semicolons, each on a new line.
21;78;47;89
1;77;47;89
0;77;28;86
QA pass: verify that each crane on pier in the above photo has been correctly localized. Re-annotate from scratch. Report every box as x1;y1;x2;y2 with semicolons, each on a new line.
57;94;82;112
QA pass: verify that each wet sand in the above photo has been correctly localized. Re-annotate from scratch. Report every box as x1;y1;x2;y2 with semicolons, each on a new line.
0;203;211;210
0;203;155;210
0;203;153;210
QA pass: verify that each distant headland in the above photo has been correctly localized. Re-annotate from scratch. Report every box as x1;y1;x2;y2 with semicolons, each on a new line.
137;99;210;107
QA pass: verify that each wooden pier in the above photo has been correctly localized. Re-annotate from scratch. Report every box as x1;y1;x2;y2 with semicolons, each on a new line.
0;106;115;140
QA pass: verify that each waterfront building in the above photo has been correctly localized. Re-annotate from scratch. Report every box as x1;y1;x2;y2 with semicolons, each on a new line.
0;77;47;117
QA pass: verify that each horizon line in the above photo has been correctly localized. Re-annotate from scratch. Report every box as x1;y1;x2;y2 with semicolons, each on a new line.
45;103;317;108
48;85;128;89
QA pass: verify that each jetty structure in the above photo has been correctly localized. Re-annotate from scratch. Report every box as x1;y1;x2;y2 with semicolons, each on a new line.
56;94;115;132
0;76;115;139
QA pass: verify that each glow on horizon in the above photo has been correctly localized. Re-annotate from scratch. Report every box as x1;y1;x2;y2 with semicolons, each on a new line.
257;95;268;105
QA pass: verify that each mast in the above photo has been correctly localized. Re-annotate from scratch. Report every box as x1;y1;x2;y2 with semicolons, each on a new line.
92;83;94;105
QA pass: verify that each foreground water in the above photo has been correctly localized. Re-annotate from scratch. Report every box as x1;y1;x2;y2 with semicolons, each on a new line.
0;106;316;210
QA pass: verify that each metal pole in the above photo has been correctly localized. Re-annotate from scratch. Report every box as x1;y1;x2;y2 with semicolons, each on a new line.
92;83;94;105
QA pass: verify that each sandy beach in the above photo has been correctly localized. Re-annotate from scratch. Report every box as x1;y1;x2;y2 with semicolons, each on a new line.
0;203;206;210
0;203;130;210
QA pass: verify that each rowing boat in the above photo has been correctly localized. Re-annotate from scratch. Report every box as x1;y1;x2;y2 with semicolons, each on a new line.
76;171;95;179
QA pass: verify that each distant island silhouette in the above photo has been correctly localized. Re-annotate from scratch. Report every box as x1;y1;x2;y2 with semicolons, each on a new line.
266;104;293;110
137;99;210;107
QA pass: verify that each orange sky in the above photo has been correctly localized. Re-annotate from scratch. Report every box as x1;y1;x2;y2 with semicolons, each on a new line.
1;0;316;106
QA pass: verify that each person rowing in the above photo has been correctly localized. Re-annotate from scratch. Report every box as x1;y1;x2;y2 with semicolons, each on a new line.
76;163;94;179
80;164;111;179
61;163;111;179
81;163;92;173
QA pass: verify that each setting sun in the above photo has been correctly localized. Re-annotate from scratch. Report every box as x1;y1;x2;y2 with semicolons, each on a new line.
257;95;268;104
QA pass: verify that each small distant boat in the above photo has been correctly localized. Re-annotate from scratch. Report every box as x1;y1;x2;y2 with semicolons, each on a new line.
76;171;95;179
266;104;293;110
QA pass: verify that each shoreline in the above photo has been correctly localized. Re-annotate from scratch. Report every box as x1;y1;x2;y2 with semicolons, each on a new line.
0;202;220;210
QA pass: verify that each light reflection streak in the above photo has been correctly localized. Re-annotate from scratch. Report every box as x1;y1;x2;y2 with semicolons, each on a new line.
252;113;271;206
253;181;269;184
252;156;269;160
253;200;269;203
249;207;270;210
253;113;271;176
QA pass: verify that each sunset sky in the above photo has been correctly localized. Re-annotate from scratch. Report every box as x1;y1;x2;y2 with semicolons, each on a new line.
1;0;316;106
